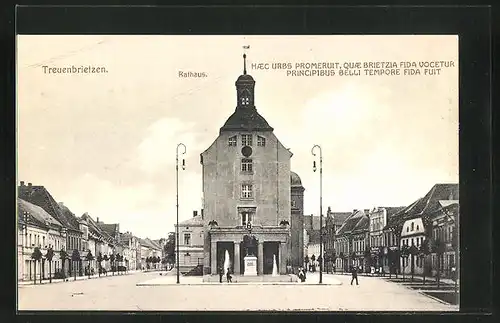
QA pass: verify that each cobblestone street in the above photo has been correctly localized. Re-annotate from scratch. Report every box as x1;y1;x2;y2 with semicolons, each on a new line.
18;271;458;311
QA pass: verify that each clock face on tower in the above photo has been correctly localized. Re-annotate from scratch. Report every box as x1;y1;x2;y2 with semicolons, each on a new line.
242;146;252;157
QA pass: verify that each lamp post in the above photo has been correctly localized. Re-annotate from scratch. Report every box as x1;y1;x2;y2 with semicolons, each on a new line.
176;143;186;284
311;144;323;284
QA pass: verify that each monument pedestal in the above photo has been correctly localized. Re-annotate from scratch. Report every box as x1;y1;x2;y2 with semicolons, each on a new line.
243;256;257;276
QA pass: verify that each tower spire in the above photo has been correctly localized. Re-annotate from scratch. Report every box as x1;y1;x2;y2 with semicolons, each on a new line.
242;45;250;75
243;53;247;75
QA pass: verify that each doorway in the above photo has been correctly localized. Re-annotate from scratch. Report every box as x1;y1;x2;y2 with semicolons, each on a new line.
263;242;279;274
216;242;234;274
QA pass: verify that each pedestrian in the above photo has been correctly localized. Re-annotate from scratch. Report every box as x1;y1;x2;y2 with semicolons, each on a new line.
219;266;224;283
298;268;306;282
351;266;359;285
226;268;232;283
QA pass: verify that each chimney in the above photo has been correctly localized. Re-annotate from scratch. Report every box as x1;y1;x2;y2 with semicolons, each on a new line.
353;209;358;213
20;181;25;186
96;217;99;223
364;209;370;214
193;210;198;217
28;183;32;187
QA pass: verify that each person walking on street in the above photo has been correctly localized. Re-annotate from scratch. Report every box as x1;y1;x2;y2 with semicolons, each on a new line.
351;266;359;285
219;266;224;283
226;268;232;283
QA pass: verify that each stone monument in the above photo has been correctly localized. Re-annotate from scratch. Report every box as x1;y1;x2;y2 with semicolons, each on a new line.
244;255;257;276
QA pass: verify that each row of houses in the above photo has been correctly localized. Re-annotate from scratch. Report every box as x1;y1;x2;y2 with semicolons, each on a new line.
304;183;459;279
17;181;165;281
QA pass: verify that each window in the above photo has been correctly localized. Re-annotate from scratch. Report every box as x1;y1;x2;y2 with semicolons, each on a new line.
241;184;253;199
241;212;252;226
184;233;191;246
416;224;419;231
228;136;237;147
257;136;266;147
43;236;45;247
407;226;409;232
411;222;414;231
241;96;249;105
291;200;296;208
29;234;32;246
241;158;253;172
411;238;414;246
241;134;252;146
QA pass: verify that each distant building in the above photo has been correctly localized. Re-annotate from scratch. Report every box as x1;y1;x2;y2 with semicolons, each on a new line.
334;210;368;272
18;182;84;277
175;210;204;273
17;198;66;281
324;207;350;271
368;206;405;272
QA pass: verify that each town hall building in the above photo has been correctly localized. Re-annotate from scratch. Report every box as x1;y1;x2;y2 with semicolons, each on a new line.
200;54;304;276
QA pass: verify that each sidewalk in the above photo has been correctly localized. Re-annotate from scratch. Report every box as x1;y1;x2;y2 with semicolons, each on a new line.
18;270;142;286
322;271;459;285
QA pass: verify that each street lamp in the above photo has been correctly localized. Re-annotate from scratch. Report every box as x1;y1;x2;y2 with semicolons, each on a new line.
176;143;186;284
311;144;323;284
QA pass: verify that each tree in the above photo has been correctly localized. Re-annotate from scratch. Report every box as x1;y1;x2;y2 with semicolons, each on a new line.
110;253;116;275
103;254;109;275
164;233;176;268
364;246;371;272
71;249;81;281
419;239;431;284
31;247;43;285
85;250;94;278
97;252;103;277
115;253;121;274
45;247;54;283
432;238;446;288
59;248;68;279
400;244;410;281
408;245;419;282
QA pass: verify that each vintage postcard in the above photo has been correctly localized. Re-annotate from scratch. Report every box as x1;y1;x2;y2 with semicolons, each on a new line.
16;35;459;311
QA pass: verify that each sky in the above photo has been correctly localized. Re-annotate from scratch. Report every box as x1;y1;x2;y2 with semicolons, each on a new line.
17;35;459;239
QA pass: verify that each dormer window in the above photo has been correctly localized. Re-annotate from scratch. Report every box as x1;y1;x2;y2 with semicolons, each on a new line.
228;136;237;147
241;97;250;105
257;136;266;147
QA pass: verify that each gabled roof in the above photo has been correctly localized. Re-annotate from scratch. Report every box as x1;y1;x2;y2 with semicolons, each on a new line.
18;198;63;230
382;183;458;232
327;212;351;226
178;215;203;227
97;222;119;239
336;210;366;236
81;213;107;241
351;215;369;233
18;184;81;232
148;239;162;250
406;184;459;218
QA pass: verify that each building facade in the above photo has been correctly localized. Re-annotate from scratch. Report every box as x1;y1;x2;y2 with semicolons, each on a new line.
201;55;302;276
369;206;405;272
175;211;204;272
